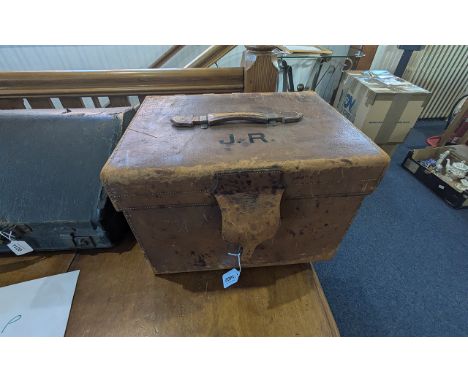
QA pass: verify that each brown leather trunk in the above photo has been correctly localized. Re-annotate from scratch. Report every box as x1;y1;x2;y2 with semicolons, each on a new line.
101;92;389;274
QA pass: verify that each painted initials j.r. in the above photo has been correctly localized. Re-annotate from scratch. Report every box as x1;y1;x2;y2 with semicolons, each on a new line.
219;133;268;145
219;133;235;145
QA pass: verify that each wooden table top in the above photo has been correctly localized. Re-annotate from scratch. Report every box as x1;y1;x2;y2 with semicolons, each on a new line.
0;236;339;336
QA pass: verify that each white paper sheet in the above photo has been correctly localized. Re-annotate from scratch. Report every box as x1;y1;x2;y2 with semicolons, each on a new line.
0;270;79;337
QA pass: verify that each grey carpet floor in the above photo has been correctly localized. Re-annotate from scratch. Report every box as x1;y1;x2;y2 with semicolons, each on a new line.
315;120;468;336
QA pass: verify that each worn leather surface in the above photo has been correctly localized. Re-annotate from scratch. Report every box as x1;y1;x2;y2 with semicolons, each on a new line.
125;195;364;273
213;170;284;260
101;92;389;273
102;92;389;209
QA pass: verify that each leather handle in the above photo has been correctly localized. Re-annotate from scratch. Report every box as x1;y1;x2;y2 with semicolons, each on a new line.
208;112;270;125
171;111;303;127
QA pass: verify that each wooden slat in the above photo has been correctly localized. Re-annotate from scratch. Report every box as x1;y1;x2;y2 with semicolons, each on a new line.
184;45;236;68
0;68;244;98
60;96;85;108
91;97;102;108
0;97;25;109
64;237;339;337
149;45;185;68
26;97;54;109
108;96;131;107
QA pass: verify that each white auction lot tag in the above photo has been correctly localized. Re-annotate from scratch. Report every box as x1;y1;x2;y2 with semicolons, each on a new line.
7;241;34;256
222;268;240;288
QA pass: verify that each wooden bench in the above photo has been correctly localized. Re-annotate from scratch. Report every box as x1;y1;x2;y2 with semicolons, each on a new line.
0;235;339;336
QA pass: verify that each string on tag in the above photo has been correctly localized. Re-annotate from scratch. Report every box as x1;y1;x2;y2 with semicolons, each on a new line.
227;250;242;273
0;228;33;256
222;247;243;289
0;230;15;242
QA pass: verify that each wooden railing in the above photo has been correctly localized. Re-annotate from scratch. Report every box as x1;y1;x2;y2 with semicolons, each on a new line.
0;68;244;108
0;46;278;109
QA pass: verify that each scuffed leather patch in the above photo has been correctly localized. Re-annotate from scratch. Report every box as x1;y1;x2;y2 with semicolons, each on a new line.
213;170;284;259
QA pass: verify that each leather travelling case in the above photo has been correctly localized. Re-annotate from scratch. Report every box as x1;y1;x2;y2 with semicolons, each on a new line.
0;107;134;253
101;92;389;274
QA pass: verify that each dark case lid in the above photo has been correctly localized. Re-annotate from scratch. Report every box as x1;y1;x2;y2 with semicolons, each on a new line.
0;108;134;224
102;92;389;210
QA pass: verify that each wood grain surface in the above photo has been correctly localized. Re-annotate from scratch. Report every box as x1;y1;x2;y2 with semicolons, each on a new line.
0;237;339;336
65;237;339;336
0;68;244;98
242;46;278;92
108;95;131;107
0;98;25;109
60;96;86;108
26;97;54;109
355;45;379;70
0;252;75;288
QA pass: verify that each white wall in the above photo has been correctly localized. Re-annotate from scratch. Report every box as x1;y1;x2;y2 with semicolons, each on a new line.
0;45;208;70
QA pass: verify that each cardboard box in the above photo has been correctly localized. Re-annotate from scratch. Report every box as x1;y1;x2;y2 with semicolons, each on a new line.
334;70;430;144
